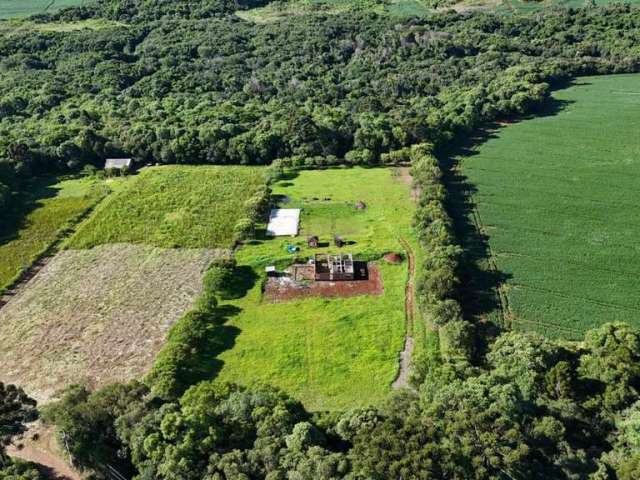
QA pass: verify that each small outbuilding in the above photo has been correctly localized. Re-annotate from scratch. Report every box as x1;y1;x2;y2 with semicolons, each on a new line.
104;158;132;171
266;209;301;237
307;236;320;248
314;253;354;281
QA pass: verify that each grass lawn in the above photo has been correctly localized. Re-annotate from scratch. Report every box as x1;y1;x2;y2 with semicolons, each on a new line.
458;74;640;339
68;166;266;250
0;0;84;18
0;176;113;293
215;167;420;411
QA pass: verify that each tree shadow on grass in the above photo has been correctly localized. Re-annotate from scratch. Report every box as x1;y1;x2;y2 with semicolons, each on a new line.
438;95;574;357
184;264;261;385
0;177;59;246
219;266;259;300
181;304;243;387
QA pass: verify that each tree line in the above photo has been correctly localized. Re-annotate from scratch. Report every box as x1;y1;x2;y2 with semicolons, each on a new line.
2;0;640;478
1;2;640;197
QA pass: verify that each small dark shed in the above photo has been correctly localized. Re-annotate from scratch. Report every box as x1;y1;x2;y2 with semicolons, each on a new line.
307;236;319;248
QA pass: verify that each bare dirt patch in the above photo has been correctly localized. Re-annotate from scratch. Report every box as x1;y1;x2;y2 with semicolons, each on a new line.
392;238;416;390
264;263;384;302
8;422;80;480
0;243;217;402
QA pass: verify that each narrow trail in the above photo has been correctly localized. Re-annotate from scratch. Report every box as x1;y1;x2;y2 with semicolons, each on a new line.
392;238;416;390
7;424;80;480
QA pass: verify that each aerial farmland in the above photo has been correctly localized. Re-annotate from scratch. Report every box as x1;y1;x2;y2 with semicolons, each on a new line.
457;74;640;339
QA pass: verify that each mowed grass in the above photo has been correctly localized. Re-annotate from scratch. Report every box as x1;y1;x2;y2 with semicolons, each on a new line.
459;74;640;339
0;176;112;293
216;167;418;411
0;0;84;18
68;166;266;249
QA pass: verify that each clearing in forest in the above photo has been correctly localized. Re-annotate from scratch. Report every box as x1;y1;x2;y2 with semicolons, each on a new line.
1;165;266;401
68;165;266;249
458;74;640;339
214;167;423;411
0;243;216;402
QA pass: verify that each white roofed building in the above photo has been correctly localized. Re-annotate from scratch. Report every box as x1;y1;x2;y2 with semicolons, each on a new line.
266;209;300;237
104;158;132;170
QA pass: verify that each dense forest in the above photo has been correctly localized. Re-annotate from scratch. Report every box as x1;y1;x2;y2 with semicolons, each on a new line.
1;0;639;191
2;0;640;478
3;321;640;479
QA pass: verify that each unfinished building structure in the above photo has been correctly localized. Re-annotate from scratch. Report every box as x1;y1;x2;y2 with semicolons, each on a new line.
314;253;354;281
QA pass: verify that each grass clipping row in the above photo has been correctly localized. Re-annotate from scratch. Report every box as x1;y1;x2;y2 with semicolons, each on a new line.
0;243;218;402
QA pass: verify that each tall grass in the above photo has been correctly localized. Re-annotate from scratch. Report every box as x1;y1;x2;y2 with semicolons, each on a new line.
68;166;266;250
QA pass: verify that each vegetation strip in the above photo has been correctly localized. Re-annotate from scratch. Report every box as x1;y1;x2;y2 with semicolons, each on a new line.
459;74;640;338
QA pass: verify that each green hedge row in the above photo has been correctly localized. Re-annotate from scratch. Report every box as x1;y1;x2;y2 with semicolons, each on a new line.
145;257;236;399
410;144;473;366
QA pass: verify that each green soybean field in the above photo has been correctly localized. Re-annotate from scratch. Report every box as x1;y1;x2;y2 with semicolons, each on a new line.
458;74;640;339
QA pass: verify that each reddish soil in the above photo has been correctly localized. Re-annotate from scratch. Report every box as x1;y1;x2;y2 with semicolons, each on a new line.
384;252;403;264
8;423;81;480
264;263;384;302
396;167;419;201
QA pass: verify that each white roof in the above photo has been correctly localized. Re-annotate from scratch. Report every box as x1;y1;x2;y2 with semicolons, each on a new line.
105;158;132;169
266;209;300;237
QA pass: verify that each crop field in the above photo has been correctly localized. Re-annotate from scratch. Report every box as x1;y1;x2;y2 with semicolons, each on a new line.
458;74;640;339
0;243;216;402
214;167;420;411
237;0;640;22
68;166;266;250
0;176;113;293
0;0;85;18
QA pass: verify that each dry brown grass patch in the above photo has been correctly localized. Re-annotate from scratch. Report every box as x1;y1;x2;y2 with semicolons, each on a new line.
0;243;221;402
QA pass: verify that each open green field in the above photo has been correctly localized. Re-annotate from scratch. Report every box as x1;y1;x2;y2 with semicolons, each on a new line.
0;176;112;293
236;0;640;22
0;0;85;18
215;167;419;410
68;166;266;250
458;74;640;339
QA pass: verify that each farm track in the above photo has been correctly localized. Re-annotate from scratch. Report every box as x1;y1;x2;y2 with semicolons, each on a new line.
466;181;513;329
392;238;415;390
0;205;98;311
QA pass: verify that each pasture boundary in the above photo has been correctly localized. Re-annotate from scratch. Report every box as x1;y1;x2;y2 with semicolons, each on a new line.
0;202;102;309
462;168;513;330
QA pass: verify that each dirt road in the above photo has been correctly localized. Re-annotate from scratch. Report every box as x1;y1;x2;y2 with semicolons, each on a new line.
392;239;416;389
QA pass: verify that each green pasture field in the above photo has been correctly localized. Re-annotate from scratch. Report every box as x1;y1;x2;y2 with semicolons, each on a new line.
215;167;421;411
0;0;85;18
0;176;113;293
67;166;266;250
236;0;640;22
458;74;640;339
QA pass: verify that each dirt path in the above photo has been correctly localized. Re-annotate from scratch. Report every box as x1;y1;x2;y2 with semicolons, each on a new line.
392;238;416;390
7;423;81;480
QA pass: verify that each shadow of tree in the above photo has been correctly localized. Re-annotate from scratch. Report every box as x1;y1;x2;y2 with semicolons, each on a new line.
218;266;259;300
0;177;60;247
438;95;574;355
